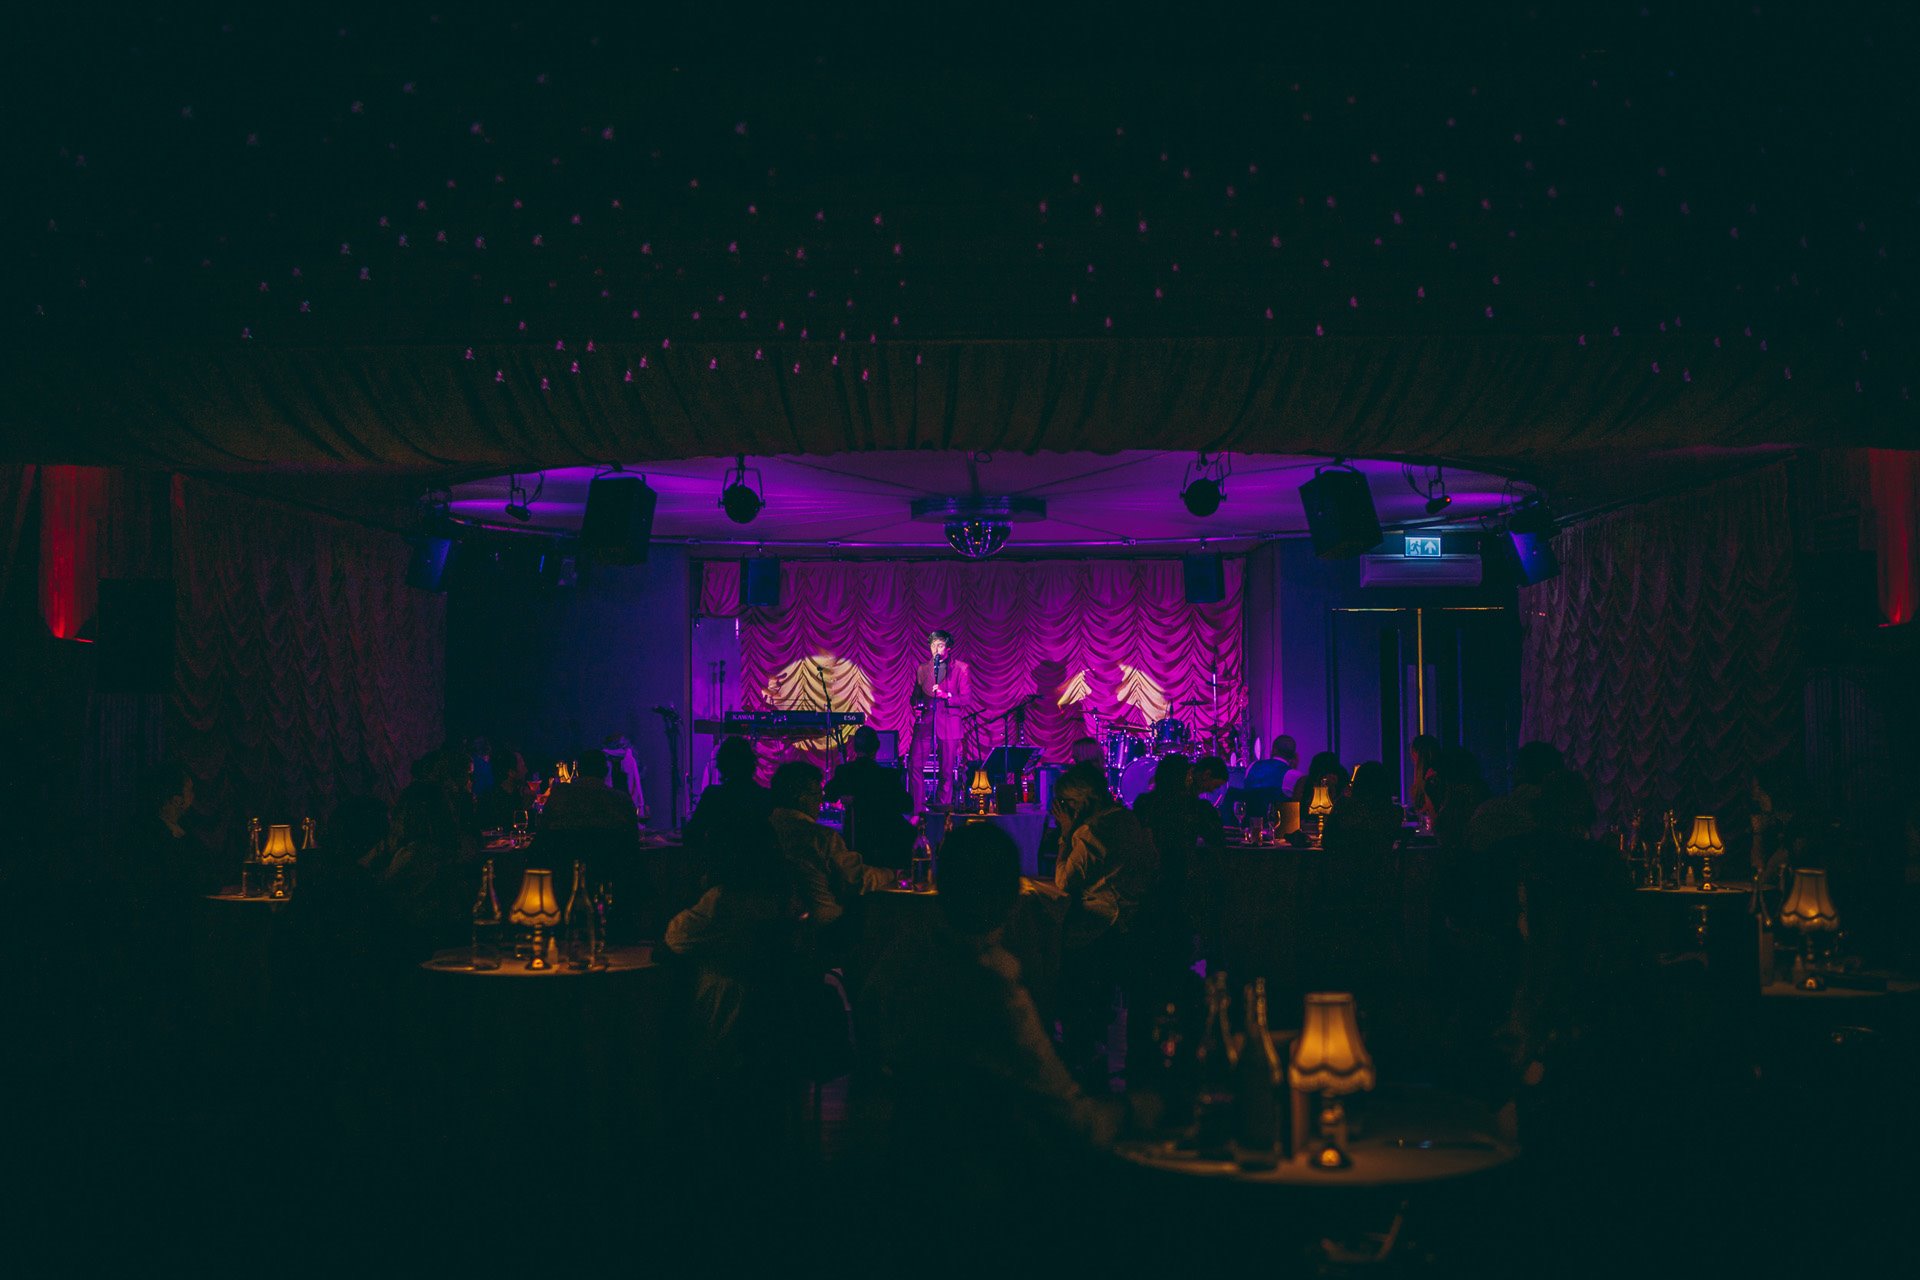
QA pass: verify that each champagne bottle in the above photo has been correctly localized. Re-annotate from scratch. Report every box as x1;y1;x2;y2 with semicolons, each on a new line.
1232;978;1285;1170
563;860;597;970
1191;972;1238;1160
470;860;502;970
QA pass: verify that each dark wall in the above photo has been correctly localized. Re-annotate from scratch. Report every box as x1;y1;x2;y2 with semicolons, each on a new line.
1269;535;1520;797
446;546;692;824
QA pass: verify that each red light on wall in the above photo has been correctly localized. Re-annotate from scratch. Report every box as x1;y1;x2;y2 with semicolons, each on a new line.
38;465;107;641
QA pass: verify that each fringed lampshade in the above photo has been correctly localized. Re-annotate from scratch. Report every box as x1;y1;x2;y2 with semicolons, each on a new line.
510;868;563;970
1779;868;1839;932
1290;992;1376;1171
1685;815;1725;891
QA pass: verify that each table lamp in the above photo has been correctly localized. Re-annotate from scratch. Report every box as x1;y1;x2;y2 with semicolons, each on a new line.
1684;816;1725;892
970;768;993;813
1778;867;1839;990
1290;992;1376;1169
509;868;563;970
1307;783;1335;849
258;824;298;900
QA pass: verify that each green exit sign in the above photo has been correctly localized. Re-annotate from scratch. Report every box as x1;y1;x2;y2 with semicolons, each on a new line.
1404;535;1442;558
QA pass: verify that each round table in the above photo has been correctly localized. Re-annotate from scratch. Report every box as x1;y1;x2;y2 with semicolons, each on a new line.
420;944;656;975
1117;1085;1517;1189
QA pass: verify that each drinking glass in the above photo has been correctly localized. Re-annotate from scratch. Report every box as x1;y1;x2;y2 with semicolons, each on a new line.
1232;802;1247;830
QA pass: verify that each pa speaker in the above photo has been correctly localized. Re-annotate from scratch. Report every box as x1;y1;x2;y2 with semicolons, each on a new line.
407;537;458;591
741;558;782;608
1508;529;1561;585
1182;554;1226;604
96;578;174;692
580;474;658;563
1299;468;1382;560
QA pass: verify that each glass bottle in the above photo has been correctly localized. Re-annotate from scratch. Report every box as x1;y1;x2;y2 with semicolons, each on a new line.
241;816;264;897
1191;972;1238;1160
470;859;503;970
1150;1000;1193;1128
910;830;935;892
563;861;597;970
1232;979;1285;1170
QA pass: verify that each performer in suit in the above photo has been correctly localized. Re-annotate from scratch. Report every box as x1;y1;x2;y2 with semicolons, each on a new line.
909;629;973;806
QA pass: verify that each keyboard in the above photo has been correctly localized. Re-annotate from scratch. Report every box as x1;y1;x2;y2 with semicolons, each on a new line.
694;710;867;737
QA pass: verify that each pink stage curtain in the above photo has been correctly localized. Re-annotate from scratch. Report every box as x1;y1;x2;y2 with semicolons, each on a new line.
701;558;1245;767
1520;464;1799;824
169;478;446;847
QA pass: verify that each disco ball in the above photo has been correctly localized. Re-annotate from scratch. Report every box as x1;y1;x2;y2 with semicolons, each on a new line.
945;518;1012;559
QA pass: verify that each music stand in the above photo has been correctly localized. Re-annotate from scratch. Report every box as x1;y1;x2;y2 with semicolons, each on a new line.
984;746;1040;783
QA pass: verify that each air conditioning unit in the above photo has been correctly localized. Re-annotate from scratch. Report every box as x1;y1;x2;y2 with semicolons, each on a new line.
1359;554;1484;588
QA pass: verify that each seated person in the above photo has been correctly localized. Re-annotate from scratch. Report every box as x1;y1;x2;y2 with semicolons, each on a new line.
768;761;894;926
826;726;915;869
865;823;1124;1202
1186;754;1230;848
475;747;534;831
1067;735;1104;767
540;746;640;834
1242;734;1301;798
359;777;474;951
684;736;775;859
666;823;804;1081
1468;741;1564;856
1322;761;1404;858
1053;761;1160;947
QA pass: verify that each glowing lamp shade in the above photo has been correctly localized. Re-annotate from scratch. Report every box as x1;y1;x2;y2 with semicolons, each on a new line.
509;869;563;926
1779;868;1839;932
258;824;298;865
1684;816;1725;857
969;769;991;796
1308;784;1336;817
1290;992;1376;1096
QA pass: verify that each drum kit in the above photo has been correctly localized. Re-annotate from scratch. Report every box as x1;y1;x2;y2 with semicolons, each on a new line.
1100;700;1241;805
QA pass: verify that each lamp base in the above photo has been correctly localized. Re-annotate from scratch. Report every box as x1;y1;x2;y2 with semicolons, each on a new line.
525;924;552;970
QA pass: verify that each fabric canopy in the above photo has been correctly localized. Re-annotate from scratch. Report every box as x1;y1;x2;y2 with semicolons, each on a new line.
4;335;1908;475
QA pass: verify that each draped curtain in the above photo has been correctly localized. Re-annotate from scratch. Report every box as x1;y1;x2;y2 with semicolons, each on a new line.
169;478;446;846
1519;465;1800;823
1869;448;1920;626
701;558;1245;767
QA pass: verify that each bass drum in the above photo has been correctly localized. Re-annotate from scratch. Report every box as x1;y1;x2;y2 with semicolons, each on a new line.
1118;754;1161;808
1104;730;1152;773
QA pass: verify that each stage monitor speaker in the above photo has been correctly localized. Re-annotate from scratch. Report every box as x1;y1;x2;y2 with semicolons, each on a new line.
580;473;658;563
407;537;458;592
1299;468;1383;560
741;558;782;608
96;578;174;692
1182;553;1226;604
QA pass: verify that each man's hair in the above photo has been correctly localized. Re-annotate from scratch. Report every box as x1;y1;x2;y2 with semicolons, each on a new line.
928;628;954;647
1057;760;1112;805
850;725;881;757
715;736;758;783
1515;740;1564;788
1191;754;1230;785
1068;735;1103;764
936;822;1023;935
770;760;825;809
1272;734;1298;762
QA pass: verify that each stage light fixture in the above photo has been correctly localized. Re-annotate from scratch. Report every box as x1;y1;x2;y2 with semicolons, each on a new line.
1425;492;1453;516
1406;464;1452;517
946;519;1012;559
1504;499;1561;584
504;472;543;524
1180;453;1230;517
719;454;766;525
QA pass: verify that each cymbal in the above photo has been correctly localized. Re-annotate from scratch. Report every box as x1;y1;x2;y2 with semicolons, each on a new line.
1177;699;1210;707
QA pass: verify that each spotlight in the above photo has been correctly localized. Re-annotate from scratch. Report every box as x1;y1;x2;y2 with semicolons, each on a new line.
719;454;766;525
1505;499;1561;584
1182;478;1223;517
946;519;1011;559
504;473;543;524
1180;453;1230;517
1425;492;1453;517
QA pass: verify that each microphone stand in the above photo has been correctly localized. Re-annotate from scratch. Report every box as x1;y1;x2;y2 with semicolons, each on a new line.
815;662;838;776
652;704;684;831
